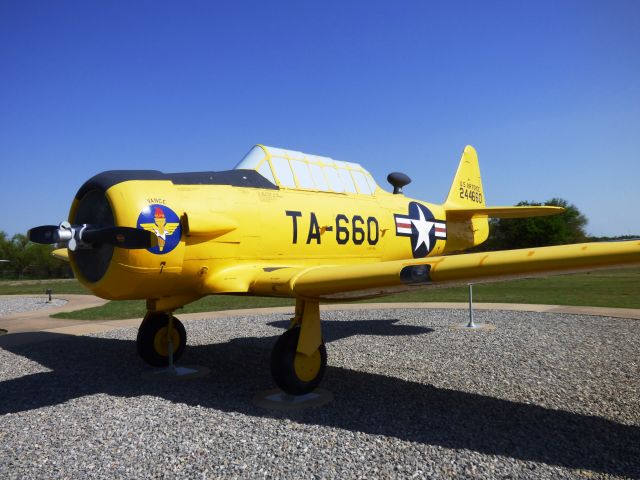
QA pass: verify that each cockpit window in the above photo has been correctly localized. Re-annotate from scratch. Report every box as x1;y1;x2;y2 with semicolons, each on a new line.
234;145;379;194
236;145;277;184
290;160;315;189
309;163;329;190
323;166;345;192
236;146;266;170
270;156;296;188
257;161;276;185
336;165;357;193
352;170;373;194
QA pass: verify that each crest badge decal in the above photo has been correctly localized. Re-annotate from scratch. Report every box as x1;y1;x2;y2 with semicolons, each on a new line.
137;204;181;254
394;202;446;258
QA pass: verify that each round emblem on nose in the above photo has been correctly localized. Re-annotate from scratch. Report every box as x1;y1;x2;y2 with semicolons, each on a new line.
137;204;182;254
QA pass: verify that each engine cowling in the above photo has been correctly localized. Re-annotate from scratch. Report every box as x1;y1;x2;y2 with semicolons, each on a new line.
68;171;186;300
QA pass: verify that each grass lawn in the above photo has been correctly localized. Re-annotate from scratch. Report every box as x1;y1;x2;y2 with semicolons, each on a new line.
2;267;638;321
51;296;295;320
0;278;90;295
366;268;640;308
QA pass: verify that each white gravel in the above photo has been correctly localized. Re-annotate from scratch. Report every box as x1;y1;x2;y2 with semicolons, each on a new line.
0;297;67;317
0;308;638;479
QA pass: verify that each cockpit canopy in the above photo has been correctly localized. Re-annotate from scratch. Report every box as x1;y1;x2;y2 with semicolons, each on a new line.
234;145;379;195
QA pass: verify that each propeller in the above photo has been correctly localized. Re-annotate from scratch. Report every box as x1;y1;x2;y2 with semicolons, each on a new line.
28;225;70;244
81;226;156;249
28;222;155;251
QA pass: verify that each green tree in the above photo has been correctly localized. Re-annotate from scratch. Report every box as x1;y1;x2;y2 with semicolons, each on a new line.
0;231;9;259
483;198;588;250
9;234;30;278
0;231;11;278
0;230;72;279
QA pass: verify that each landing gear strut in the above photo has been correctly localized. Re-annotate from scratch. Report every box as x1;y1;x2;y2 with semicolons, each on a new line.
270;299;327;395
136;311;187;367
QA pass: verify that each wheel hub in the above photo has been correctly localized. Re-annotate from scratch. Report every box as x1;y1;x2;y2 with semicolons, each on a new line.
294;350;321;382
153;326;180;356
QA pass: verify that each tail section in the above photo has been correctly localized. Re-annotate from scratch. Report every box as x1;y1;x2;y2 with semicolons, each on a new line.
443;146;489;251
445;145;486;208
442;145;564;253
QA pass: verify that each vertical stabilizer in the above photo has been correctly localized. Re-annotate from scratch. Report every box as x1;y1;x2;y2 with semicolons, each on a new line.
443;145;489;251
445;145;486;207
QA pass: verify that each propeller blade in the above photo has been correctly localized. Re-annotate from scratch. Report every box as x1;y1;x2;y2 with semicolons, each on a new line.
28;223;156;250
82;226;156;249
28;225;62;244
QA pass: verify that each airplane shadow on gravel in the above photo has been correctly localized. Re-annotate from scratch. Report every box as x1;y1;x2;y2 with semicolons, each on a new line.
0;317;638;478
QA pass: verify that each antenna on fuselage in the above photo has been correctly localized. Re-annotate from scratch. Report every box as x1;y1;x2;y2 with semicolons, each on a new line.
387;172;411;194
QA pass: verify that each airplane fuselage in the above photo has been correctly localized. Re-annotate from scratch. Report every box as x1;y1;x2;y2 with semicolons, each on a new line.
67;170;480;306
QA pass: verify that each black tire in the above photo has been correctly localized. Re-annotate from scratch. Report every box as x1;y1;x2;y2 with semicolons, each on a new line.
270;327;327;395
136;312;186;367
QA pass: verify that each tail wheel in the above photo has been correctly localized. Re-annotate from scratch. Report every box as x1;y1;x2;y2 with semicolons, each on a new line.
270;326;327;395
136;312;186;367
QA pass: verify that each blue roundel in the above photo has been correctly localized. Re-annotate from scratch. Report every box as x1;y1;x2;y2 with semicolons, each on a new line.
137;204;182;254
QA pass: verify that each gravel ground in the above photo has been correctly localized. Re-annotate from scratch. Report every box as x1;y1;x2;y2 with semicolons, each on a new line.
0;308;638;479
0;297;67;317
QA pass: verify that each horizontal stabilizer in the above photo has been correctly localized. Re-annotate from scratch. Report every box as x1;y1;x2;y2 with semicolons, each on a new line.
446;206;564;219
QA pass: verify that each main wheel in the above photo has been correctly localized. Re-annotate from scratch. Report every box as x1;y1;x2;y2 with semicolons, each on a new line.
136;312;186;367
270;327;327;395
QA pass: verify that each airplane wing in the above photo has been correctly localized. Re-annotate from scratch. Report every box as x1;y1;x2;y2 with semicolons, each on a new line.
246;240;640;300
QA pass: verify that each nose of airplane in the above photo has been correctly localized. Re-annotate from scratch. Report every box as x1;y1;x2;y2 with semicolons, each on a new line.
28;188;155;283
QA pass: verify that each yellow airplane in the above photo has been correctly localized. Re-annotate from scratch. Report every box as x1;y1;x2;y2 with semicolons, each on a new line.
28;145;640;394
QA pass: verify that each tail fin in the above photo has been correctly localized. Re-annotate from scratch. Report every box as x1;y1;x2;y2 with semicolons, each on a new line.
443;146;489;251
445;145;486;207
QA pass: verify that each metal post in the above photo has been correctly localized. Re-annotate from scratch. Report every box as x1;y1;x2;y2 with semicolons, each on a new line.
467;283;476;328
46;288;52;302
146;314;210;381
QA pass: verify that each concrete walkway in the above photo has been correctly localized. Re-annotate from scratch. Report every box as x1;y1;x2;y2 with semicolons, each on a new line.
1;294;639;348
0;294;108;332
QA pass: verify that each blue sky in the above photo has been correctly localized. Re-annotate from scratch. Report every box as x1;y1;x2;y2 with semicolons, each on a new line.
1;0;638;237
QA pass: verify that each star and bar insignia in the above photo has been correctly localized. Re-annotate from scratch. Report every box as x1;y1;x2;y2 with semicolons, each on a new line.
394;202;446;258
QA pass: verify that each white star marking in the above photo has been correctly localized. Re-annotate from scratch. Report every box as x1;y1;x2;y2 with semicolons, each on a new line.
411;207;434;253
